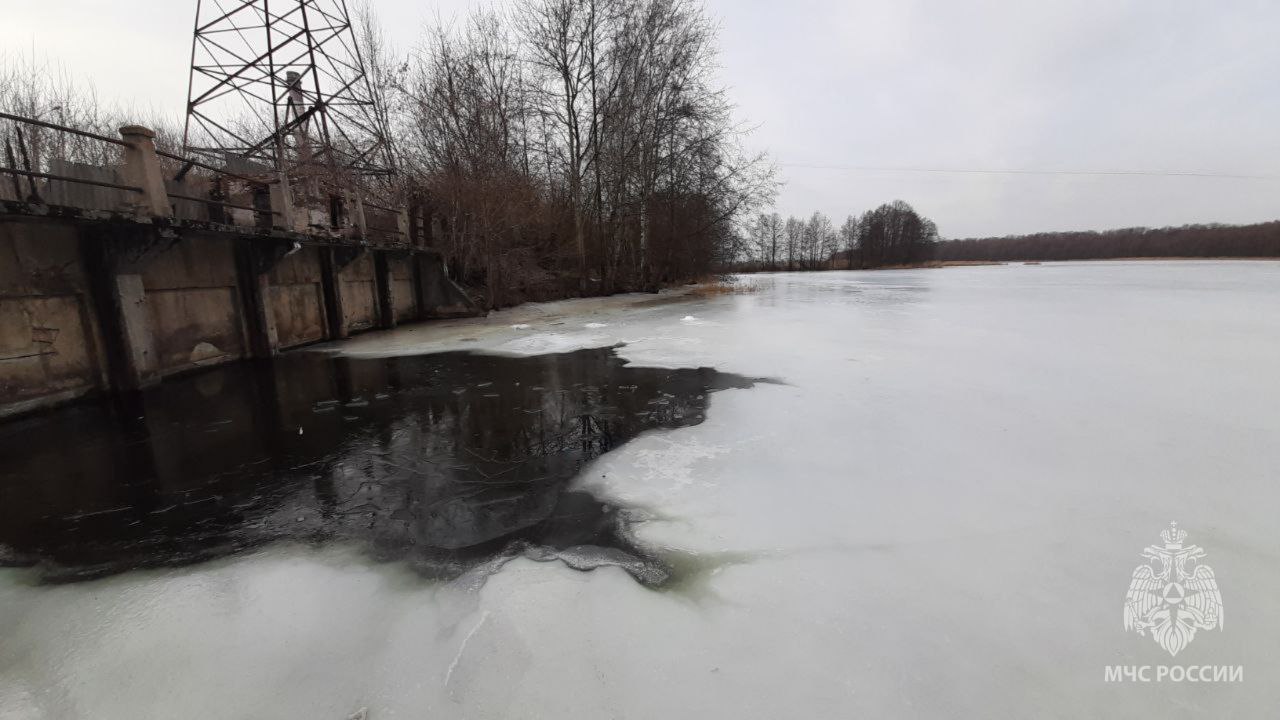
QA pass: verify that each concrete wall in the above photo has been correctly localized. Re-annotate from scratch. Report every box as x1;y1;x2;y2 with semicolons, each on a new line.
267;247;328;349
0;221;105;412
418;255;480;318
339;253;379;332
140;236;247;374
0;212;476;418
389;255;417;322
46;160;129;212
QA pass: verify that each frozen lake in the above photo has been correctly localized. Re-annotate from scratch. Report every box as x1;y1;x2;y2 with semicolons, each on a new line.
2;261;1279;718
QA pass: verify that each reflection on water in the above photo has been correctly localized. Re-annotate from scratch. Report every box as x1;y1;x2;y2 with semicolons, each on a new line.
0;347;765;585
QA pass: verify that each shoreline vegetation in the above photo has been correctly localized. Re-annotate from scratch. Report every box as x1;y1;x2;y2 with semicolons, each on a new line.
6;23;1277;310
783;256;1280;272
729;218;1280;275
931;220;1280;264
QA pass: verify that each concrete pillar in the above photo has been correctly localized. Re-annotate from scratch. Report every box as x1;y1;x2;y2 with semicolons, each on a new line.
246;271;278;356
352;193;368;238
374;251;396;330
118;126;171;218
110;273;156;388
269;179;294;232
82;232;159;391
412;252;428;321
235;240;280;358
320;247;349;340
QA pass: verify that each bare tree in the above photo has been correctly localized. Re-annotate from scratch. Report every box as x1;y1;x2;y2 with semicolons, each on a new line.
517;0;600;290
351;1;403;177
783;216;803;271
392;0;775;304
839;214;859;269
762;212;782;269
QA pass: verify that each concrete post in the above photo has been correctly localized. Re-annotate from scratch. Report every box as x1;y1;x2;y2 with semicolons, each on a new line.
82;231;159;392
111;273;156;386
412;253;428;321
269;177;295;232
320;248;349;340
374;251;397;330
352;192;368;238
247;271;278;355
118;126;172;218
234;240;281;358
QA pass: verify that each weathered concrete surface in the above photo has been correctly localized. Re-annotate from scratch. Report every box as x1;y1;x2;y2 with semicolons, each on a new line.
118;126;172;219
267;246;328;349
141;236;246;374
338;252;379;333
46;160;128;212
374;251;396;331
0;205;480;418
109;271;155;384
389;255;417;322
0;222;105;413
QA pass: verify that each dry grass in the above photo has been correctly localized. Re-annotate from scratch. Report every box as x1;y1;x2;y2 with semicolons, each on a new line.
869;260;1006;270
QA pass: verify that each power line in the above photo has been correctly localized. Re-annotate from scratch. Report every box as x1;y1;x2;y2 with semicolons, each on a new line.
776;162;1280;181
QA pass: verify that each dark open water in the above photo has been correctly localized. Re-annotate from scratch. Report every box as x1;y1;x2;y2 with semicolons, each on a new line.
0;347;766;584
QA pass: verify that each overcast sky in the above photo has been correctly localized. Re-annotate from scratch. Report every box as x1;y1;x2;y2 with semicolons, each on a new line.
3;0;1277;237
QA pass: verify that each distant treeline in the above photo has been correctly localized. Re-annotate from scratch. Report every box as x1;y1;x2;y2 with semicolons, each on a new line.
739;200;938;272
934;222;1280;262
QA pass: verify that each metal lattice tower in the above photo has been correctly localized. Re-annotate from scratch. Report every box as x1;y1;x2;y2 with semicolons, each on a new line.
182;0;393;182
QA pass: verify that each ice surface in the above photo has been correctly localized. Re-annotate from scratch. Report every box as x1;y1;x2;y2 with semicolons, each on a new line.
4;262;1280;718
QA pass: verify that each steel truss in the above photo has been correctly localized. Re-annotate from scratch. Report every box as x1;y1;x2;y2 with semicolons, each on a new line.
182;0;393;181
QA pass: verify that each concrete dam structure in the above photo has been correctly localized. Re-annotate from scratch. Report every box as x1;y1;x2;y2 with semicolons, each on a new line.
0;118;477;419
